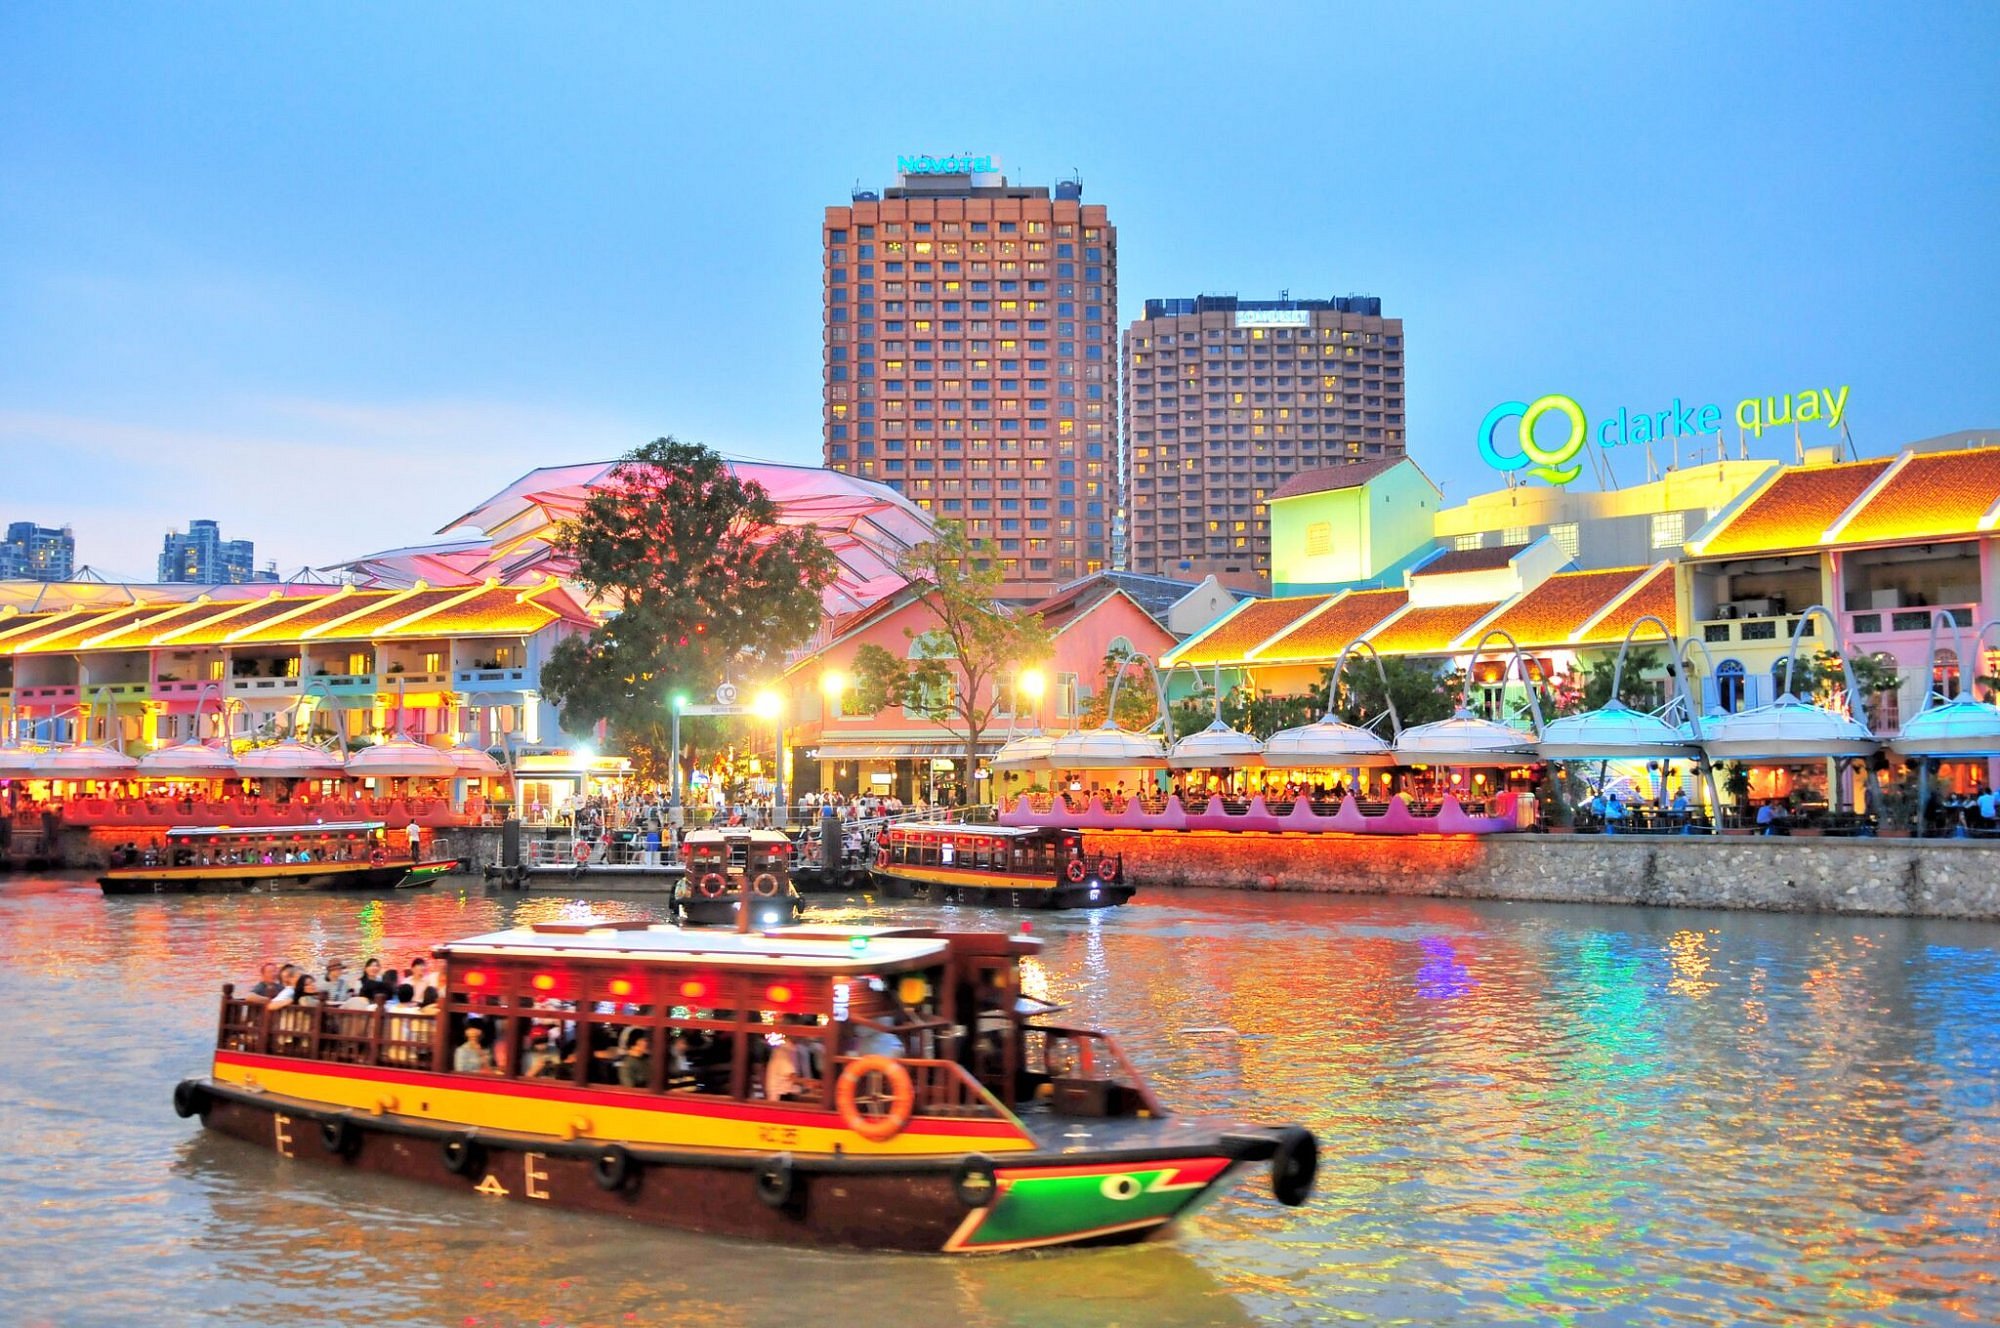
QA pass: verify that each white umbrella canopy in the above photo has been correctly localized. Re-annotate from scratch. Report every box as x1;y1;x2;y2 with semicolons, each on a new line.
1538;700;1703;761
1263;717;1396;770
30;744;140;776
1166;719;1265;770
442;743;505;775
1701;694;1877;762
1047;724;1169;771
345;736;459;778
234;740;347;779
1392;707;1538;767
990;731;1058;772
135;741;237;778
0;743;47;778
1889;697;2000;759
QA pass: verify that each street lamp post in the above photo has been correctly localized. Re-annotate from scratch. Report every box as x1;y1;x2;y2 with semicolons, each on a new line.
668;691;689;840
753;688;784;828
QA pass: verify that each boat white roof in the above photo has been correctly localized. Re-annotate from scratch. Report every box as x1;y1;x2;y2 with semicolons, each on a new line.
439;923;951;971
683;828;790;843
166;821;385;838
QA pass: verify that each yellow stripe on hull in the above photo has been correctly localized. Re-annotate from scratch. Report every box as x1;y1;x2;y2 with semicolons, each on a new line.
883;864;1055;893
212;1054;1034;1156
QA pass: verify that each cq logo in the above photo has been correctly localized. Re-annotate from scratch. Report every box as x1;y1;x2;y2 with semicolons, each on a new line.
1478;394;1587;486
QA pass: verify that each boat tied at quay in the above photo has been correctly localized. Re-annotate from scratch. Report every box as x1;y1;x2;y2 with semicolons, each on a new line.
872;822;1136;909
172;919;1316;1253
99;821;461;893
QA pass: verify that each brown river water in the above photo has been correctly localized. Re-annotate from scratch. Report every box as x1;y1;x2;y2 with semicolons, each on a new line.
2;874;1996;1327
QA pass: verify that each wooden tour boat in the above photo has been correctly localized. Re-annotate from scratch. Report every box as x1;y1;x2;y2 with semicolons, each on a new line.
674;827;802;927
174;918;1315;1253
872;823;1134;909
99;821;459;894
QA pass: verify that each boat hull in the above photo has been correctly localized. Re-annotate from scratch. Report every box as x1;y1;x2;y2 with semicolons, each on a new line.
675;889;802;927
99;860;431;894
182;1079;1260;1254
870;866;1134;910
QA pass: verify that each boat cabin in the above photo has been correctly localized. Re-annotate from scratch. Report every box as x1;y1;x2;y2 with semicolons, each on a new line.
684;827;792;876
156;820;387;868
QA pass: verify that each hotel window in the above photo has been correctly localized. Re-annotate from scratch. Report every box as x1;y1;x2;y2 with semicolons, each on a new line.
423;651;442;674
1650;512;1685;549
1549;522;1581;559
1304;522;1332;556
1502;525;1530;545
1452;533;1485;552
208;658;226;681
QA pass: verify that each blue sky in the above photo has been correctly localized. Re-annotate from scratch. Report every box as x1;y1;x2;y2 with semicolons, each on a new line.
3;2;1995;578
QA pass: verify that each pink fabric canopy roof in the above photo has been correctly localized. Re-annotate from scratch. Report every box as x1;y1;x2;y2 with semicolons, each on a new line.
333;458;932;616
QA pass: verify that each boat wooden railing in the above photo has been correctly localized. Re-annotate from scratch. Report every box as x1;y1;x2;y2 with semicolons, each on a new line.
213;984;438;1068
1021;1022;1165;1116
828;1054;1014;1121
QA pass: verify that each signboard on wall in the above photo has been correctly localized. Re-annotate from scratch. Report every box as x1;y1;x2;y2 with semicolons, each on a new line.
1234;310;1312;329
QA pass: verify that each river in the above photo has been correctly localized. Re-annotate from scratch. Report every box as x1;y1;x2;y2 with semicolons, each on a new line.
2;875;1996;1327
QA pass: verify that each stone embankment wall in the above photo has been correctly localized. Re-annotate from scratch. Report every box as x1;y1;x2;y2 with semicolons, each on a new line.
51;824;2000;921
1096;831;2000;921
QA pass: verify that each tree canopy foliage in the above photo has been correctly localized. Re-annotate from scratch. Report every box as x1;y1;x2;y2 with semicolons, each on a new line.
538;438;839;768
844;521;1050;784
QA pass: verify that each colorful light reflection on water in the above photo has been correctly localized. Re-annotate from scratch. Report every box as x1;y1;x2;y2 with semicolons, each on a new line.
0;878;1996;1326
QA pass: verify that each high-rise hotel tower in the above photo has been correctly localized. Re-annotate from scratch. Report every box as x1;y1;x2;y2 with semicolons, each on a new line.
1123;295;1404;592
822;157;1117;601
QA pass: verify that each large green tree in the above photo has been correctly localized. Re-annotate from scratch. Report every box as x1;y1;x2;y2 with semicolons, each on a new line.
538;438;839;772
846;521;1051;793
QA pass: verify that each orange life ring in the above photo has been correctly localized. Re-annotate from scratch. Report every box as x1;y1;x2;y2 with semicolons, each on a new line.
836;1055;915;1142
750;871;781;898
1097;857;1117;881
1065;860;1086;883
697;872;727;898
369;849;388;867
573;841;592;863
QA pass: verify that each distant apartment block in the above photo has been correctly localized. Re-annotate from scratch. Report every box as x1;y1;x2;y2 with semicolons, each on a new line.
1123;295;1405;592
0;522;76;581
823;157;1117;601
158;519;275;584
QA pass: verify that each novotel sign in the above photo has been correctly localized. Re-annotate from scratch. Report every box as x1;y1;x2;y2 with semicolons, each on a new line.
1478;383;1852;486
898;153;998;176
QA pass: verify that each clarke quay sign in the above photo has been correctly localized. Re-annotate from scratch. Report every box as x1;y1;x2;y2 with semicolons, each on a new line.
898;153;998;176
1478;383;1852;486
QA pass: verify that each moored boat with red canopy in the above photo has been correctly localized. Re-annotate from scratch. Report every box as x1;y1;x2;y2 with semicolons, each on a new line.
173;919;1315;1253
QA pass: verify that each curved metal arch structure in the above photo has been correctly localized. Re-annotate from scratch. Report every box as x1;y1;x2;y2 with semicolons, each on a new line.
1321;638;1405;739
1103;651;1176;738
1776;604;1866;716
1458;628;1549;738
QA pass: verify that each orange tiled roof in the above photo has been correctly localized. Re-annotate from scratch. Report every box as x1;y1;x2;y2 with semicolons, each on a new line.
1252;589;1408;661
302;587;469;639
1580;565;1677;643
0;608;73;646
1168;595;1331;666
80;600;237;650
1834;447;2000;545
404;583;580;636
1482;568;1653;648
1698;458;1891;556
5;604;155;653
1367;601;1503;656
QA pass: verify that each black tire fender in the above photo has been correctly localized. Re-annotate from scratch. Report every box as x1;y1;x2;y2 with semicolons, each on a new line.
953;1154;998;1209
172;1080;210;1119
1270;1125;1318;1207
754;1152;796;1210
442;1133;485;1177
320;1116;360;1158
593;1143;635;1192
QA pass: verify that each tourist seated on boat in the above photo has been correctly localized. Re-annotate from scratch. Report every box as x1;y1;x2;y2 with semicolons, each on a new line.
250;963;282;1000
453;1024;494;1073
617;1032;653;1088
271;973;321;1009
522;1027;565;1078
405;957;436;1004
324;960;353;1004
763;1029;818;1101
